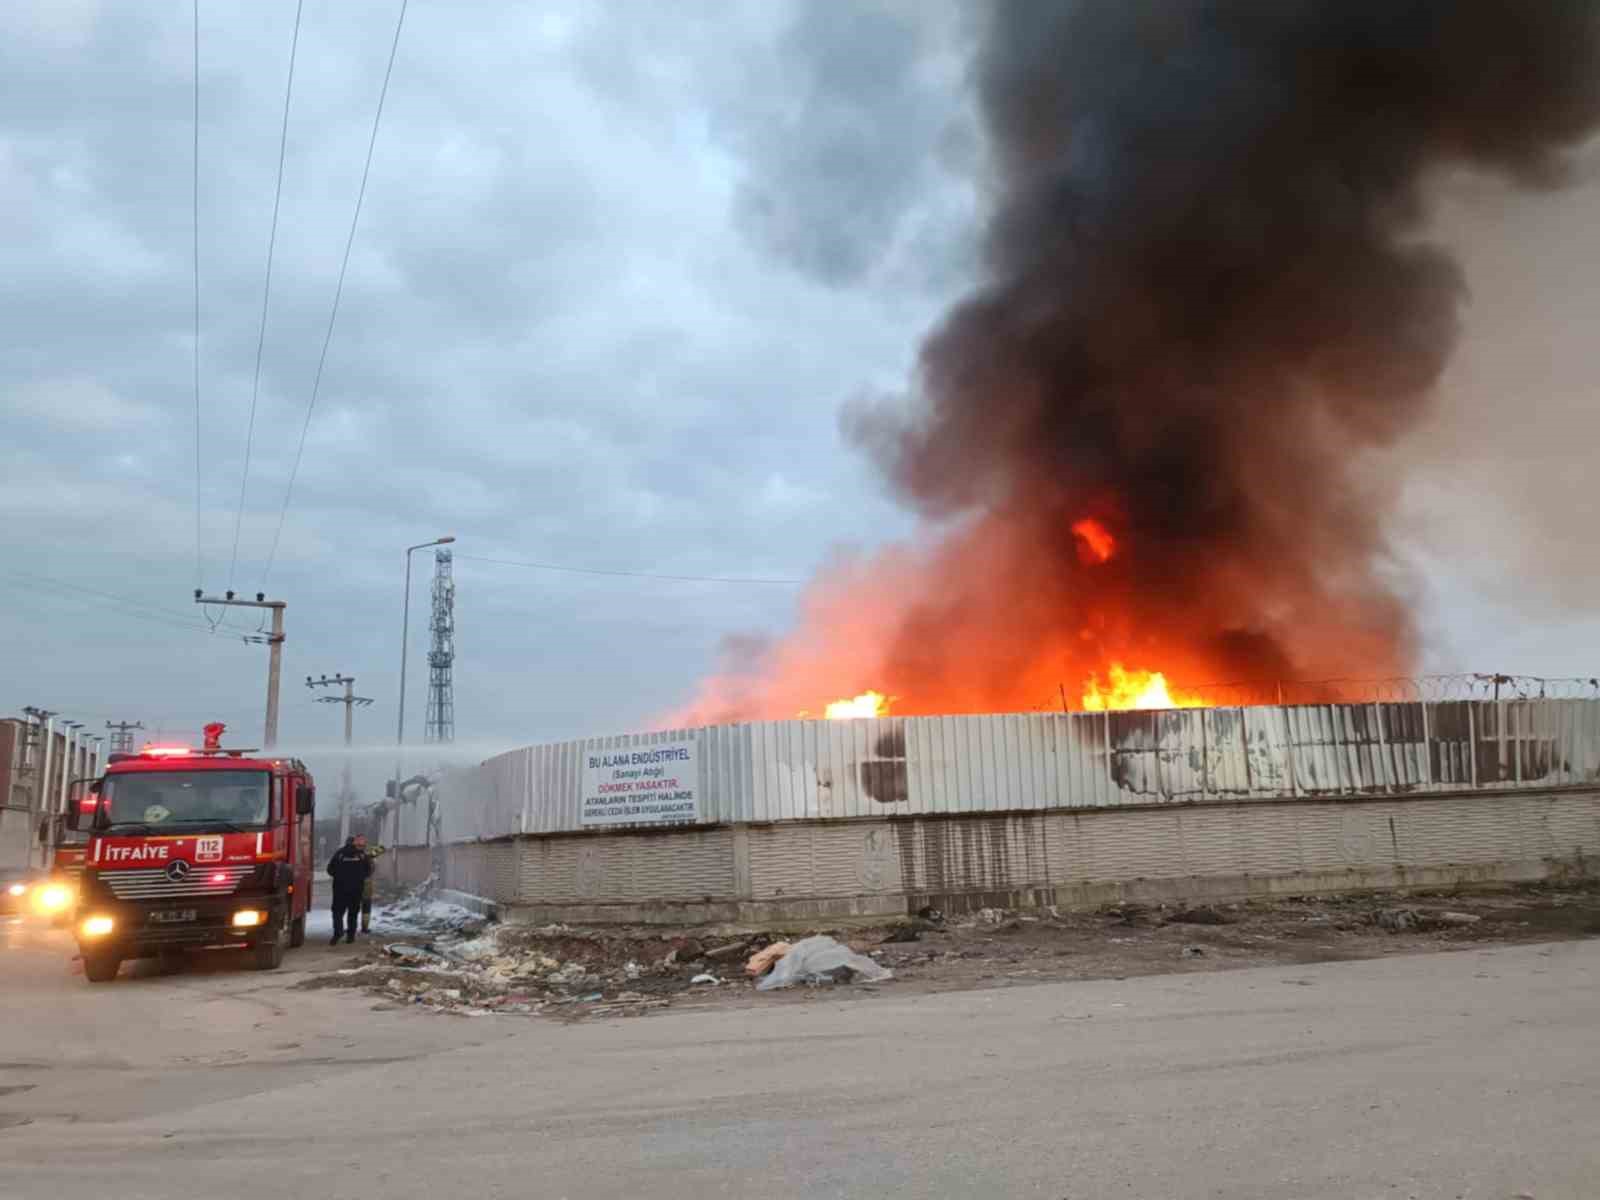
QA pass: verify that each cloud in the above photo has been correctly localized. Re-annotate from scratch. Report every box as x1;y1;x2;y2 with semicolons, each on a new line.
1;0;1592;804
716;0;976;287
0;0;958;774
6;376;158;432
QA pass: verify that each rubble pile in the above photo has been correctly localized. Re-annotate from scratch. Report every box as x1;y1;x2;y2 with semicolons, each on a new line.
303;915;894;1018
299;881;1598;1017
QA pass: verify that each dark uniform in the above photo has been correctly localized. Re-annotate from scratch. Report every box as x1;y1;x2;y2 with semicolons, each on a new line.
326;839;370;945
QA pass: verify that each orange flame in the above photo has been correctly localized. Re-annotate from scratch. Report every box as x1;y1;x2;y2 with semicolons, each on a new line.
1071;517;1115;565
822;690;891;719
1081;664;1205;712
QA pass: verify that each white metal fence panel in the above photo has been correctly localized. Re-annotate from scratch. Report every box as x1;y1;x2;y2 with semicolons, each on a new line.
404;699;1600;845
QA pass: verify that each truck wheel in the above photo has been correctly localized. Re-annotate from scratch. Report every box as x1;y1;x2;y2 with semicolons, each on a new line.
253;927;287;971
83;954;121;983
288;915;306;949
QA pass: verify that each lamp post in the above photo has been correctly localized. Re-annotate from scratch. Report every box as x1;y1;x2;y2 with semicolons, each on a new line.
49;720;82;867
393;537;454;866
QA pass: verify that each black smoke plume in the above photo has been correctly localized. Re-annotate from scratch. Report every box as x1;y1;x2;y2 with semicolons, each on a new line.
688;0;1600;720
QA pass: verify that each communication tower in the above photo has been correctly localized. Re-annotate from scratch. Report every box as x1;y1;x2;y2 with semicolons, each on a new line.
424;548;455;743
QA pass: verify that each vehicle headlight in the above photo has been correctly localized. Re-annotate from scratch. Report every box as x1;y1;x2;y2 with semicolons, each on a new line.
231;909;265;928
81;915;115;938
6;883;25;897
34;884;71;913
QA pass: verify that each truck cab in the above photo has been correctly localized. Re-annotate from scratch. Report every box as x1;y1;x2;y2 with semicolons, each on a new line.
69;725;316;982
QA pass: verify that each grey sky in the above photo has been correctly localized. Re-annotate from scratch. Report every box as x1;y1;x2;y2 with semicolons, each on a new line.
2;1;1596;796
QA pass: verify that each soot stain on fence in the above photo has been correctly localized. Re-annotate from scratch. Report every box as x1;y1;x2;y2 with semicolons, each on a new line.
860;720;908;804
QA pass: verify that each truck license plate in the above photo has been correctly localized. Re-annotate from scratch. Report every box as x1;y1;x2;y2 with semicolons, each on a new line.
150;909;197;924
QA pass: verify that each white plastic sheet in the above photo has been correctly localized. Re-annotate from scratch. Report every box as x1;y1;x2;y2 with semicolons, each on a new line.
754;935;893;991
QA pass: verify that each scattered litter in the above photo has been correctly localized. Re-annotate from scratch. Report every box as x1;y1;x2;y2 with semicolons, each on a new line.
756;936;894;991
547;962;590;987
703;940;751;963
384;943;443;962
1103;902;1158;927
372;886;486;938
673;938;705;961
745;942;793;977
1373;908;1420;933
304;879;1591;1021
1167;906;1232;926
880;925;922;944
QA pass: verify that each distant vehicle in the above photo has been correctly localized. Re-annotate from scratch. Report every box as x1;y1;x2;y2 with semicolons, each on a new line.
0;866;51;917
67;722;317;983
34;803;92;924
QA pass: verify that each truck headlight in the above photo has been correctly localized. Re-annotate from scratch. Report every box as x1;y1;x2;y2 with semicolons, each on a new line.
231;909;265;928
81;915;115;938
34;884;71;914
6;883;25;897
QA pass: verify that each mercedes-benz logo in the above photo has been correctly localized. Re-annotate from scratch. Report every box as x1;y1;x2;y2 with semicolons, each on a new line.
164;860;192;882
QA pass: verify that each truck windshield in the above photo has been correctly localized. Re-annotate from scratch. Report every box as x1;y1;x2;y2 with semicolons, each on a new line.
102;770;271;830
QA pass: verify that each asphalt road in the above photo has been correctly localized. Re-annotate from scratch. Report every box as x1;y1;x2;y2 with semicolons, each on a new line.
3;911;1596;1199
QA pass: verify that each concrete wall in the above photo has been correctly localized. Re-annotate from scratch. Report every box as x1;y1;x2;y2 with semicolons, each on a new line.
414;786;1600;925
0;807;32;873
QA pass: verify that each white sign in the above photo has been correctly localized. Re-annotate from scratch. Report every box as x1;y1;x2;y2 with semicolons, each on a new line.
581;740;699;826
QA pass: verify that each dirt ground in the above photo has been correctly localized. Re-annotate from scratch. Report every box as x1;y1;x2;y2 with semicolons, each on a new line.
300;880;1600;1020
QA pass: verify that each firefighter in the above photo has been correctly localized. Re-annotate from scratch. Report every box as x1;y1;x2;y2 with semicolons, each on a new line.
354;833;386;934
326;836;370;945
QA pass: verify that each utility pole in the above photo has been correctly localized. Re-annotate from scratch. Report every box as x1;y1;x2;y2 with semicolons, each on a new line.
105;720;144;756
194;590;286;749
307;673;373;842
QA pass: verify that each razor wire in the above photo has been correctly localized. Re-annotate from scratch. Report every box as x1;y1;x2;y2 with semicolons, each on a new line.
1035;673;1600;711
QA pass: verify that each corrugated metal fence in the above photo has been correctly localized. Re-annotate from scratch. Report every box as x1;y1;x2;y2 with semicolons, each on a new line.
400;699;1600;846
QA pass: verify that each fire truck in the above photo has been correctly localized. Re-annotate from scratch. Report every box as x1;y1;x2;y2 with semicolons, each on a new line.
67;723;316;983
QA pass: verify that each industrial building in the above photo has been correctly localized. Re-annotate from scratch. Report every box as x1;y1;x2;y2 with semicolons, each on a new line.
390;697;1600;923
0;717;102;870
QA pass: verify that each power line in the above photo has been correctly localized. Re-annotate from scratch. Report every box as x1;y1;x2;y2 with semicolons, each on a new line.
260;0;409;589
0;585;225;640
454;553;803;586
192;0;203;594
228;0;305;591
0;569;213;625
0;570;273;642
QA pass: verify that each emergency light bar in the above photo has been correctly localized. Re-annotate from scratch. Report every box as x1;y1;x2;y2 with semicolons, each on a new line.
135;742;260;759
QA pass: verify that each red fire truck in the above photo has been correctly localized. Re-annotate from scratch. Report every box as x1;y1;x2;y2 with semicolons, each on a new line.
67;724;316;983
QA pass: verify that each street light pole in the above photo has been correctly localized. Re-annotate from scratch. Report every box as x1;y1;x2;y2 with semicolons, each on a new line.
393;537;454;865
